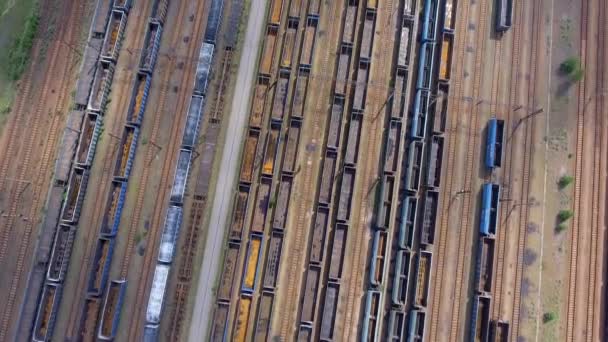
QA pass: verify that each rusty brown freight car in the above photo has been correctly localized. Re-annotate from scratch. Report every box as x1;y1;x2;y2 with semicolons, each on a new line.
300;265;321;323
250;78;270;129
337;167;355;222
335;46;351;96
272;175;292;231
262;124;281;176
217;242;240;301
291;70;309;119
254;292;274;341
240;130;260;183
385;120;402;174
310;206;329;264
260;25;279;75
327;97;344;149
478;237;495;293
328;224;347;280
345;112;362;165
300;17;318;66
318;151;337;205
271;71;290;121
282;119;301;173
281;19;298;68
414;251;432;307
251;177;272;234
230;186;250;241
262;232;284;289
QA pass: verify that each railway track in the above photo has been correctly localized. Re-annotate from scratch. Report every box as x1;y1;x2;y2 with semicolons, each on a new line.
428;0;471;335
0;0;72;267
342;0;394;339
0;1;84;337
127;0;208;338
64;1;154;336
566;0;606;340
448;0;491;338
509;0;542;339
492;0;524;322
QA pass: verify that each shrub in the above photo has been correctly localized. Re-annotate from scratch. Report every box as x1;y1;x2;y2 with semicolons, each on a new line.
558;210;573;222
559;57;585;82
543;312;557;323
560;57;579;74
558;175;574;189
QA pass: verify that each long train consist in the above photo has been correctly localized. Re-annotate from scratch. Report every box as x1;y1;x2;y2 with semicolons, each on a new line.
143;0;225;339
30;0;135;340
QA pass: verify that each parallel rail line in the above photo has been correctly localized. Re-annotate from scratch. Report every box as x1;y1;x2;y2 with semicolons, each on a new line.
64;1;154;336
343;0;394;339
429;0;471;335
492;0;524;321
127;0;208;338
510;0;542;338
0;1;83;338
449;0;490;338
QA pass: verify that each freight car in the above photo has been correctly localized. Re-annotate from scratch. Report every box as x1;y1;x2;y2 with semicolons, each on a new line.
140;21;163;73
398;196;417;249
407;309;425;341
32;283;62;342
46;224;75;283
392;250;412;306
485;118;505;169
471;295;492;342
387;310;406;341
414;250;432;307
158;205;183;263
319;281;339;340
490;320;510;342
98;280;127;340
479;183;500;236
361;290;382;341
369;230;388;286
495;0;513;32
241;233;264;293
146;264;170;325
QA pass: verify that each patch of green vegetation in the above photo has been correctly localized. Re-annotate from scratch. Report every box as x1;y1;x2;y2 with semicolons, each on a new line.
557;210;573;222
4;9;39;81
558;175;573;189
555;222;568;233
560;57;585;82
543;311;557;323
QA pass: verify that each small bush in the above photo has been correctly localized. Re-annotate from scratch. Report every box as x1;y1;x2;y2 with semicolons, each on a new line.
560;57;580;74
556;222;568;233
558;175;574;189
559;57;585;82
543;312;557;323
558;210;573;222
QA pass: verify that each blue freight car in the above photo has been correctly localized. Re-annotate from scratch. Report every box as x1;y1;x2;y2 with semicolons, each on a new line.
479;183;500;236
407;309;425;341
485;118;505;169
496;0;513;32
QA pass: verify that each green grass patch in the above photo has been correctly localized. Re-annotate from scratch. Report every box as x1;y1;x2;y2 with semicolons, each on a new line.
557;210;573;222
555;222;568;233
560;57;585;82
558;175;574;189
4;8;39;81
543;311;557;323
